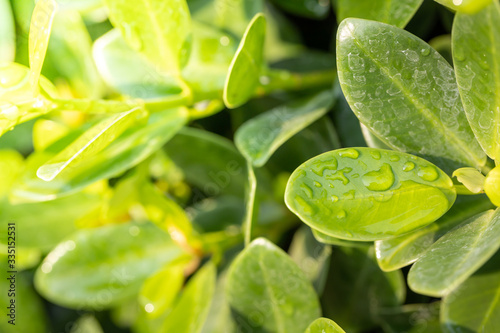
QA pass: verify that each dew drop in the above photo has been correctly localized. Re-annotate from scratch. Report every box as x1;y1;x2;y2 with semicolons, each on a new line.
370;150;381;160
418;166;439;182
314;181;322;188
389;155;400;162
331;195;339;203
337;210;346;219
421;48;431;56
338;148;359;159
403;161;415;172
362;164;395;191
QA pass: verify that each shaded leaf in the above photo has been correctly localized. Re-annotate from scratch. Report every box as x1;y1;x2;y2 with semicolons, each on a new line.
271;0;330;19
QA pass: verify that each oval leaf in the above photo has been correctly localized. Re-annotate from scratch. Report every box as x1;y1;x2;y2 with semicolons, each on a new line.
453;2;500;161
226;238;321;333
235;90;334;167
408;209;500;297
285;148;456;241
223;13;266;109
441;251;500;332
305;318;346;333
104;0;191;74
34;222;190;309
337;18;486;173
336;0;423;28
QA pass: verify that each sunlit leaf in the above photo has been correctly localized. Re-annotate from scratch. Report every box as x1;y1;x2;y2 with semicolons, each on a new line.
485;165;500;206
0;0;15;62
337;18;486;173
452;167;485;194
408;209;500;297
434;0;493;14
285;148;456;241
305;318;346;333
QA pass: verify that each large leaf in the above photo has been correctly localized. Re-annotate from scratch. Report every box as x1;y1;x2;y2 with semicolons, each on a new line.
11;108;187;202
226;238;321;333
408;209;500;297
285;148;456;241
35;222;191;309
441;251;500;332
452;2;500;161
160;262;216;333
305;318;346;333
235;90;334;167
336;0;423;28
0;0;15;62
37;107;145;181
337;18;486;173
375;195;494;272
434;0;494;14
224;13;266;109
271;0;330;19
104;0;191;74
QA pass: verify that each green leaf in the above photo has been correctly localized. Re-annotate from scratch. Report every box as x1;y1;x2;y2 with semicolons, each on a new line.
34;222;191;309
70;315;104;333
452;167;485;194
377;302;441;333
164;127;247;198
235;90;334;167
321;246;405;332
11;108;187;202
375;195;494;271
270;0;330;19
305;318;346;333
201;270;236;333
29;0;57;89
161;262;216;333
93;29;183;99
226;238;321;333
434;0;494;14
285;148;456;241
37;107;145;181
0;192;101;251
361;123;391;150
0;0;15;62
224;13;266;109
337;18;486;173
104;0;191;75
0;150;24;197
441;251;500;332
336;0;423;28
55;0;103;12
408;209;500;297
0;62;58;137
312;228;371;248
485;165;500;206
452;2;500;161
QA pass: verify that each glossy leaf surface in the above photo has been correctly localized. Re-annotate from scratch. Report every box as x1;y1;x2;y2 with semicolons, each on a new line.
226;238;321;333
375;195;494;271
285;148;456;241
408;209;500;297
235;90;334;167
224;13;266;109
104;0;191;74
0;0;15;62
161;262;216;333
434;0;493;14
336;0;423;28
485;165;500;206
305;318;346;333
337;18;486;173
35;222;190;309
453;2;500;161
441;251;500;332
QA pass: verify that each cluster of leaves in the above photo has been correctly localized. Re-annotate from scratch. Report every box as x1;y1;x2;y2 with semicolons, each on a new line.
1;0;500;332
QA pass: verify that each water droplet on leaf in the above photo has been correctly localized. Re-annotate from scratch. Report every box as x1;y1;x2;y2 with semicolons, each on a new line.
362;164;395;191
418;166;439;182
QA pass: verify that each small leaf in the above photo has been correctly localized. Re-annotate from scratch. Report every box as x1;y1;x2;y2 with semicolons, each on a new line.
441;251;500;332
0;0;15;62
37;107;145;181
161;262;216;333
434;0;494;14
235;90;334;167
375;195;494;271
485;165;500;206
271;0;330;19
104;0;192;74
408;209;500;297
29;0;57;89
452;2;500;161
336;0;423;28
452;167;485;194
305;318;346;333
34;222;191;309
226;238;321;333
337;18;486;173
224;13;266;109
285;148;456;241
93;29;183;99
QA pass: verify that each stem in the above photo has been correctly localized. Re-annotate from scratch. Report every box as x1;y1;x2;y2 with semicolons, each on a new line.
51;97;142;114
256;68;337;95
244;162;257;247
144;94;192;112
